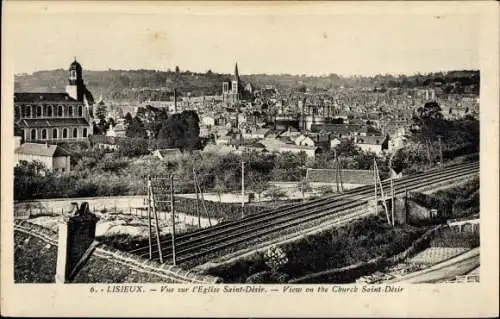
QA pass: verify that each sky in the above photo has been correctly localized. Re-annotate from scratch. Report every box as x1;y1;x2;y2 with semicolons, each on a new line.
6;2;483;77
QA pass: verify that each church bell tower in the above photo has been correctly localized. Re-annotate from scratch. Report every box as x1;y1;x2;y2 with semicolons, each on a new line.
66;58;84;101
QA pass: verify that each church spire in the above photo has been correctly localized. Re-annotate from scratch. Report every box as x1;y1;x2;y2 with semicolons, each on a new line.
233;62;240;82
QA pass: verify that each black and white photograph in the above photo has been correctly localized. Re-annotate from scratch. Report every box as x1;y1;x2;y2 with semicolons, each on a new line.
2;1;498;317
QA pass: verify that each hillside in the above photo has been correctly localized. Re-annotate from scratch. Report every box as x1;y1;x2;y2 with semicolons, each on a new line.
14;69;480;103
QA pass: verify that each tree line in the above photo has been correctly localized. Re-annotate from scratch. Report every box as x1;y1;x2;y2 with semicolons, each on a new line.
15;69;479;101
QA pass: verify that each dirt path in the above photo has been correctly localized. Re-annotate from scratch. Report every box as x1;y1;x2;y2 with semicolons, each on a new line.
385;247;480;283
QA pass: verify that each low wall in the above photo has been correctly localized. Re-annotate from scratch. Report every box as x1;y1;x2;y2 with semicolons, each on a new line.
14;220;222;284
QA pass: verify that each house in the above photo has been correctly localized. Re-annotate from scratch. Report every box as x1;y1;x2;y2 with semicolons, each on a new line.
242;128;271;139
279;144;319;158
201;115;216;127
261;137;319;158
152;148;182;160
215;135;232;146
355;135;389;154
311;123;368;137
294;134;316;147
15;143;71;173
306;168;374;191
279;126;301;139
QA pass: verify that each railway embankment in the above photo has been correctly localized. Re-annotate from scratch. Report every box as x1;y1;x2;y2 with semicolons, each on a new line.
201;215;427;283
199;177;479;283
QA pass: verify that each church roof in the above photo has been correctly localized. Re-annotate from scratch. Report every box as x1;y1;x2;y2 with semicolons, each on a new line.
16;118;91;128
14;93;78;103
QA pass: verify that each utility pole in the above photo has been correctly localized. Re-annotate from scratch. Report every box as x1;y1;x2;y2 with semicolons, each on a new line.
333;149;340;193
150;182;163;263
170;175;177;265
374;159;391;225
241;160;245;218
147;176;153;259
438;135;443;168
193;168;201;228
373;158;378;214
391;177;395;227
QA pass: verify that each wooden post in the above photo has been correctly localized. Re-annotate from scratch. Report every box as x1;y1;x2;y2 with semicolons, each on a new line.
151;187;163;263
147;177;153;260
193;169;201;228
241;160;245;218
170;175;177;265
391;178;395;226
438;135;443;168
373;158;377;214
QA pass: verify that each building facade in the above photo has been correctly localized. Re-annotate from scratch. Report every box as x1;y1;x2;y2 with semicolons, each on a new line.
14;59;94;143
15;143;71;173
222;63;253;106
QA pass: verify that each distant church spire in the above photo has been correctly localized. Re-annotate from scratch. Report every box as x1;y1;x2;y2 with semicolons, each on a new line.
234;62;240;81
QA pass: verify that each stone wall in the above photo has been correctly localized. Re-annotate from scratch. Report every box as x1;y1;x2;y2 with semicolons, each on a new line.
14;219;221;284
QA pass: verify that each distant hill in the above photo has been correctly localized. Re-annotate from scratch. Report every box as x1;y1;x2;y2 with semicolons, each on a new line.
14;69;479;103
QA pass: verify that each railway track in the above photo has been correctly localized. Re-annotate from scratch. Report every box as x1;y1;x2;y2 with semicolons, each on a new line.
126;162;479;264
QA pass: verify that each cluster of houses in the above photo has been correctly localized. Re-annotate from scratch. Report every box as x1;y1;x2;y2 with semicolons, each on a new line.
14;60;476;180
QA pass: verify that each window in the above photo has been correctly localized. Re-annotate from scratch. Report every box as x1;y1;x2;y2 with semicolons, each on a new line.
83;128;88;137
78;105;83;117
223;82;229;93
68;106;73;117
31;129;36;140
47;105;53;117
41;129;47;140
63;128;68;138
37;106;42;117
26;106;31;118
232;81;238;92
73;128;78;138
14;107;20;120
58;105;63;117
53;129;58;139
70;70;76;80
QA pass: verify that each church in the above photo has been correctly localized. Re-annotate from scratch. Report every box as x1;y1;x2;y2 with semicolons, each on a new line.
14;59;95;143
222;63;253;107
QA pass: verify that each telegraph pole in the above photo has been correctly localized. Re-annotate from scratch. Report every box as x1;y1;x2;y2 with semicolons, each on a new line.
391;177;395;227
373;158;378;214
438;135;443;168
170;175;177;265
241;160;245;218
147;176;153;259
193;168;201;228
151;183;163;263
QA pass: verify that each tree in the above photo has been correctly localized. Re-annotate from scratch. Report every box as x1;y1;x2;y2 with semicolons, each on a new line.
94;102;107;120
335;139;361;157
124;112;133;124
157;110;200;151
126;116;147;138
415;101;444;122
175;66;180;74
250;177;270;201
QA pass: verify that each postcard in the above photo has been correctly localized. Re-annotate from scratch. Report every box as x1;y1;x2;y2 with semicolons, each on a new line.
1;1;498;317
